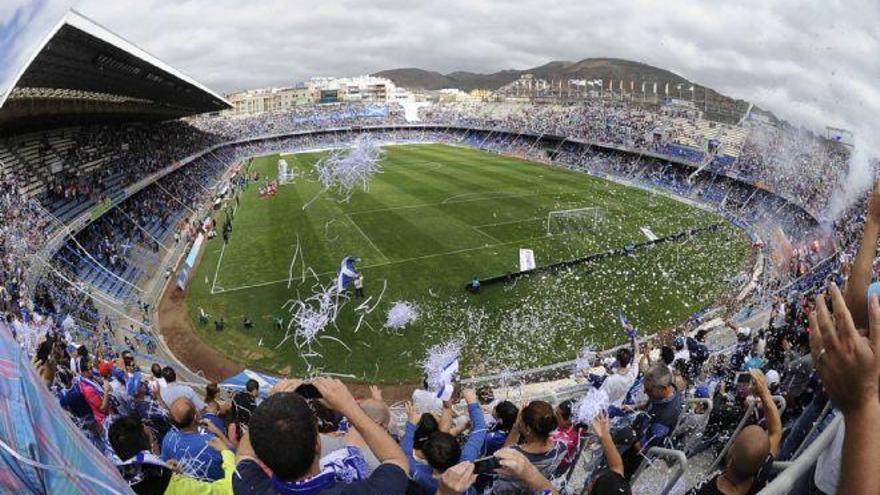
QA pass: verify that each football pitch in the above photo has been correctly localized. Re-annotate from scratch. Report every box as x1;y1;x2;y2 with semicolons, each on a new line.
185;144;751;382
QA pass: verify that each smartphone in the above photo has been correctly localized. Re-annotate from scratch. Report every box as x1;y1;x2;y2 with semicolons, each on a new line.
734;371;752;398
867;282;880;322
295;383;322;399
735;372;752;385
473;455;501;475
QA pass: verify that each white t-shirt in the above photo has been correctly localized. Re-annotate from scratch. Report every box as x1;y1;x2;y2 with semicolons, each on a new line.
161;382;206;410
814;418;844;495
149;377;167;397
600;358;639;406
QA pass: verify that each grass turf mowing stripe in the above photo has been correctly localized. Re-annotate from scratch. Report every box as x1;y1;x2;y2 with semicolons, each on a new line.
184;144;752;381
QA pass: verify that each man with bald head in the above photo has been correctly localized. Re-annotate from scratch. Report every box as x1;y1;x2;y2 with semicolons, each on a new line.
160;397;231;482
686;369;781;494
320;393;391;475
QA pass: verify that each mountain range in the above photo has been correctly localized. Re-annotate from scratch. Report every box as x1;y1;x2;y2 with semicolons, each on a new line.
373;58;767;124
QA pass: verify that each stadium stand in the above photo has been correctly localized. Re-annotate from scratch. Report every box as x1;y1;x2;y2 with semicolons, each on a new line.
1;10;878;495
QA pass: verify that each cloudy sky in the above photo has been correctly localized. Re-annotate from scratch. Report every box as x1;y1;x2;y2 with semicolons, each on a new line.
1;0;878;141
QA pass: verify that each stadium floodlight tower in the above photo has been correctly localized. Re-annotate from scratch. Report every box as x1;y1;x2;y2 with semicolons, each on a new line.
546;207;604;235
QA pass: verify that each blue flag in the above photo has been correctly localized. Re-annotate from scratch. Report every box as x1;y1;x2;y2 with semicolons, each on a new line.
619;311;637;339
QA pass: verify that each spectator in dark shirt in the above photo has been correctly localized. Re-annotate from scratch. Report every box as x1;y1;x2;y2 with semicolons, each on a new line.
231;378;409;495
685;369;781;495
622;363;682;478
483;401;518;456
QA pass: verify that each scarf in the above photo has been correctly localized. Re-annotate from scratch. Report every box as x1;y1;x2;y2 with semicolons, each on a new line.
116;450;172;487
270;446;369;495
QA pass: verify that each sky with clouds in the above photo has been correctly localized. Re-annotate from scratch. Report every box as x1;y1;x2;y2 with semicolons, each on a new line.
1;0;878;143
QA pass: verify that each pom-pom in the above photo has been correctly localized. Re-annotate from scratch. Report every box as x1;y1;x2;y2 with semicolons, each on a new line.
572;388;609;425
423;341;461;391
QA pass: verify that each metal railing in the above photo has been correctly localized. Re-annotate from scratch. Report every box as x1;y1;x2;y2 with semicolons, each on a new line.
758;416;842;495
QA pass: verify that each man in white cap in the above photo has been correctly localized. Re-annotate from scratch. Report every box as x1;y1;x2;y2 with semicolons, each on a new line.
764;370;781;395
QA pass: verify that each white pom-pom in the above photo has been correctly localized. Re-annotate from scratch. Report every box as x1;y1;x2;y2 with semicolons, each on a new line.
385;301;419;329
423;341;461;391
572;388;609;425
574;346;596;374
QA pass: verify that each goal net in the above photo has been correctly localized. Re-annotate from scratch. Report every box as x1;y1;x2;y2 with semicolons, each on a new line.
546;207;604;235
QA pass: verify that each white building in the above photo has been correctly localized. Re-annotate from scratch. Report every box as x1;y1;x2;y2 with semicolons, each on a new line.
226;86;312;115
308;75;406;103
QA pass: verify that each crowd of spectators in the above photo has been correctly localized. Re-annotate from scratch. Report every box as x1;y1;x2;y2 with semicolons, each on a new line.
1;100;879;494
188;102;407;141
15;193;880;493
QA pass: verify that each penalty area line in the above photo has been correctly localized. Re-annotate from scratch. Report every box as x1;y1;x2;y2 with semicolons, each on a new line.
209;234;552;296
471;225;501;243
210;242;227;295
345;213;389;263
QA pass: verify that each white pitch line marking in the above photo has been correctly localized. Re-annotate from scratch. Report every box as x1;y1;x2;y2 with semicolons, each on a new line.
210;234;553;295
347;191;547;216
440;190;530;205
471;225;501;243
210;241;227;295
473;217;543;229
345;213;389;263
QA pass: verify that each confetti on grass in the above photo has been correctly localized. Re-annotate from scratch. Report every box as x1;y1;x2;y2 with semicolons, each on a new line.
385;301;419;329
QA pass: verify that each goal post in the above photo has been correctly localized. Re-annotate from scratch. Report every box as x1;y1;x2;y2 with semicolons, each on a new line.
546;207;604;235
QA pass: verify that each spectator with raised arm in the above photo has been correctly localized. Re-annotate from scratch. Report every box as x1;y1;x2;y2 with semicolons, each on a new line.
109;414;235;495
586;411;631;495
842;180;880;330
402;388;487;494
232;378;409;494
685;368;781;494
600;331;639;407
492;401;567;494
161;397;230;482
807;284;880;495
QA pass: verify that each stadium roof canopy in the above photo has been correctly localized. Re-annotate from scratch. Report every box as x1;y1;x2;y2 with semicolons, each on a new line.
0;9;231;134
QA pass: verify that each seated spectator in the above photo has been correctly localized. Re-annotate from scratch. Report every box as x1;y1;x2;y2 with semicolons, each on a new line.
232;378;410;494
601;333;639;406
109;414;234;495
160;366;205;410
320;396;391;475
621;363;682;478
550;399;579;474
204;382;229;433
127;372;172;445
686;369;781;494
403;388;487;494
161;398;231;481
483;400;518;456
491;400;567;494
230;379;261;440
586;411;631;495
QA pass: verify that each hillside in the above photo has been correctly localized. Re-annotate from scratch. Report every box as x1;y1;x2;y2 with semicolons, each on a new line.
373;58;756;123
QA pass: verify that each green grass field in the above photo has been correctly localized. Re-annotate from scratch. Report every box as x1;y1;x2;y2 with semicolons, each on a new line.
185;144;751;382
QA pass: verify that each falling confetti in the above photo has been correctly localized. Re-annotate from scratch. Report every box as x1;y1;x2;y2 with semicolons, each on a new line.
303;137;383;208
